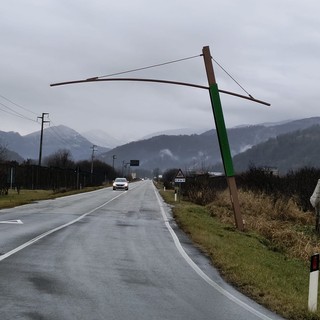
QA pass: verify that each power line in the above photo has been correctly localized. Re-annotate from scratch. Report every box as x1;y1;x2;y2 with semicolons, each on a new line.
88;54;201;80
0;93;38;116
0;101;37;122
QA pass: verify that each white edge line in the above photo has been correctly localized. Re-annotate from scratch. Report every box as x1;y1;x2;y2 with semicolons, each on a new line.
154;186;276;320
0;192;125;262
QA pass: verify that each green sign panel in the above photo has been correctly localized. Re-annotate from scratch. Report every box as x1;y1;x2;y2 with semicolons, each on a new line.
130;160;140;166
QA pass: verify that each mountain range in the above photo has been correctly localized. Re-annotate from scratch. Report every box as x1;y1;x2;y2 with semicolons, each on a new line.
1;117;320;174
98;117;320;173
0;126;110;163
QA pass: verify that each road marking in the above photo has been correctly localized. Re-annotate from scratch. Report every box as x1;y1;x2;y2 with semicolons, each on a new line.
0;220;23;224
154;186;276;320
0;192;125;262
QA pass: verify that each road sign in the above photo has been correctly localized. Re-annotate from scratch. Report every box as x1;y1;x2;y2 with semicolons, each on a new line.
130;160;139;166
175;169;184;178
175;169;186;183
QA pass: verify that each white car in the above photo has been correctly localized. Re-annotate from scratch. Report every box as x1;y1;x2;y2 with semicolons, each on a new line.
113;178;129;190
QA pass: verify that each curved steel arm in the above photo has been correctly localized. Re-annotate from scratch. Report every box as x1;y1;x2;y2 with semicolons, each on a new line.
50;77;270;106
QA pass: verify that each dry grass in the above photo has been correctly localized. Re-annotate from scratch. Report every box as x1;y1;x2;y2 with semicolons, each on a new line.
207;189;319;262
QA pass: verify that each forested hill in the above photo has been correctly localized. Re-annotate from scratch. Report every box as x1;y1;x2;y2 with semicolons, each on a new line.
99;117;320;171
232;125;320;173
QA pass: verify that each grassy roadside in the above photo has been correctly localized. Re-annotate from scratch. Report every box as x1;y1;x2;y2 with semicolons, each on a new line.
159;188;320;320
0;186;105;210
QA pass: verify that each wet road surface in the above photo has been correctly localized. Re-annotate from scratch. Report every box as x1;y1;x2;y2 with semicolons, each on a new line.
0;180;284;319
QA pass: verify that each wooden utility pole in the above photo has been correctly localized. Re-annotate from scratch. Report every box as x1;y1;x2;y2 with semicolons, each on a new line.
38;113;50;166
90;145;97;184
202;46;244;231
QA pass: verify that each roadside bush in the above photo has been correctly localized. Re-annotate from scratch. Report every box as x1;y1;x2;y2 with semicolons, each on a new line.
162;168;179;189
238;166;320;212
181;166;320;215
186;183;217;205
237;166;282;195
206;189;317;261
183;174;227;205
283;167;320;211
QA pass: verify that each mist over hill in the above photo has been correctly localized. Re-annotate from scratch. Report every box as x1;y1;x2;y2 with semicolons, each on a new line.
231;124;320;173
1;117;320;175
99;117;320;172
81;129;126;149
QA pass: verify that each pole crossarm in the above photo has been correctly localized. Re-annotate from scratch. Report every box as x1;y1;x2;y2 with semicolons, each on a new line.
50;78;270;106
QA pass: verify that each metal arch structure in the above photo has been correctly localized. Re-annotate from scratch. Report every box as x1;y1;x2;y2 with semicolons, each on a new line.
50;46;271;231
50;77;270;107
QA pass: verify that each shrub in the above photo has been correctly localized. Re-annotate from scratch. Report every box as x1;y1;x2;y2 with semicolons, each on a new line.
238;166;320;212
162;168;179;190
186;184;217;205
206;189;317;261
183;174;227;205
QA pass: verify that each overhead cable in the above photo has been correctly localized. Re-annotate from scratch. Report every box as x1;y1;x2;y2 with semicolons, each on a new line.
0;101;37;122
0;94;38;116
211;57;254;98
89;54;201;80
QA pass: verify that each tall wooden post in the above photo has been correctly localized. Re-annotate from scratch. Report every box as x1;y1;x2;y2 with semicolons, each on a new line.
38;113;49;167
202;46;244;231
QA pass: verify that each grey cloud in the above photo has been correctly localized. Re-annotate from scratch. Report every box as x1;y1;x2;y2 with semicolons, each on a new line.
0;0;319;141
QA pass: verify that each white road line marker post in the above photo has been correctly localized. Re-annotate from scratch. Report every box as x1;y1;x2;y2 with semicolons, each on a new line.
308;253;319;312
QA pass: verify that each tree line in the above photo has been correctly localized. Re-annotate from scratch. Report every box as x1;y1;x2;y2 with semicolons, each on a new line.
162;166;320;212
0;148;118;194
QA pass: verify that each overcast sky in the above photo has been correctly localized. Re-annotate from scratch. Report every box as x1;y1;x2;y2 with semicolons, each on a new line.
1;0;319;142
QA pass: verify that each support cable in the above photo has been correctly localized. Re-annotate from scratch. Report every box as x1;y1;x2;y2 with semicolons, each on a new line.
211;56;254;99
88;54;201;80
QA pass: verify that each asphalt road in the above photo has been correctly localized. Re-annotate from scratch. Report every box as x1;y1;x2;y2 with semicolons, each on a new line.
0;180;284;320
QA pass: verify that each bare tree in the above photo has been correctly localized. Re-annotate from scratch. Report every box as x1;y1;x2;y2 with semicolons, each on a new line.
44;149;74;168
0;141;8;163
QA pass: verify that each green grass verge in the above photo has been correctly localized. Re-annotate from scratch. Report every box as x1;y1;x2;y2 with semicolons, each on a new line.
160;189;320;320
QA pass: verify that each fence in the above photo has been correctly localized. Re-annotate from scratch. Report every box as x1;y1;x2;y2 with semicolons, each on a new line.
0;163;102;192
